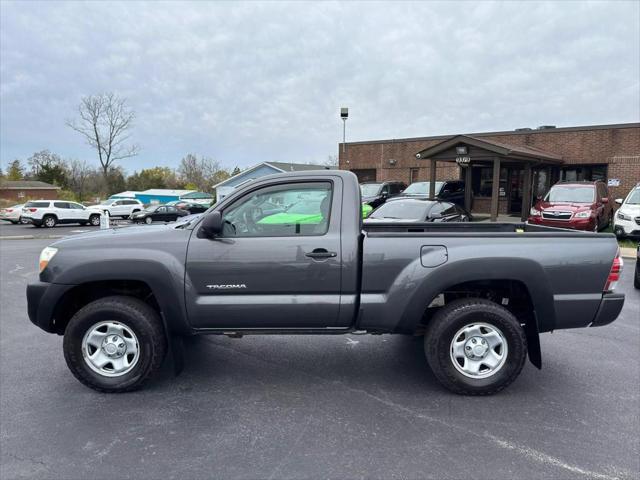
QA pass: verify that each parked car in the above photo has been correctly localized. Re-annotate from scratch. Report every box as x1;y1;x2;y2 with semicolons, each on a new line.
0;204;26;224
21;200;101;228
28;170;624;395
131;205;190;224
613;183;640;239
397;180;466;206
365;198;472;223
87;198;143;219
360;181;406;209
528;181;613;232
173;201;209;214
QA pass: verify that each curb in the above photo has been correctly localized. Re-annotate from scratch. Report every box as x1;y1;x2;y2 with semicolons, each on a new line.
0;235;63;240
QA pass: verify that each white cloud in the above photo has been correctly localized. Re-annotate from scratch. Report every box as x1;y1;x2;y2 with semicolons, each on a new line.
1;0;638;172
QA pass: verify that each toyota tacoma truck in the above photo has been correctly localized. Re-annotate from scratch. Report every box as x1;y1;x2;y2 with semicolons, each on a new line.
27;170;625;395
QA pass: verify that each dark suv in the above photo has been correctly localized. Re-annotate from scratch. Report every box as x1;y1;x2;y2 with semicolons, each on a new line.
359;181;406;209
528;181;613;232
397;180;466;206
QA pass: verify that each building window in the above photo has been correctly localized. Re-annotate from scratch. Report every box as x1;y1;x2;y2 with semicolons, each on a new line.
410;168;420;183
560;165;607;182
472;166;508;197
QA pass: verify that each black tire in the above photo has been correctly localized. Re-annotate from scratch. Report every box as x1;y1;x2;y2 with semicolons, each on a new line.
89;214;101;226
424;298;527;395
63;296;167;393
42;215;57;228
145;216;153;225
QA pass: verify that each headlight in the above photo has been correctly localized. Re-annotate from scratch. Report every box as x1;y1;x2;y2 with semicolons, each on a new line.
574;211;591;218
617;211;632;221
39;246;58;273
529;207;540;216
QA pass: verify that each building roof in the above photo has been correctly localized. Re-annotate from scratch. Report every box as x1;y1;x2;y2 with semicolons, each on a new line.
0;180;61;190
139;189;196;196
213;162;333;188
415;135;564;164
343;122;640;146
109;191;141;198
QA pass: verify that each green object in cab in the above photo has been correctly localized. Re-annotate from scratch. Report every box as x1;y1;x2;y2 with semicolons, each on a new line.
362;203;373;218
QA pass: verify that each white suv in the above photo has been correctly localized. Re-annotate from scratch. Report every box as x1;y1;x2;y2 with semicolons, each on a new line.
22;200;102;228
87;198;143;219
613;184;640;239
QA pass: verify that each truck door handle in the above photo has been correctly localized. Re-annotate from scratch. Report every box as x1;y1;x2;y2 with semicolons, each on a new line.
305;248;337;259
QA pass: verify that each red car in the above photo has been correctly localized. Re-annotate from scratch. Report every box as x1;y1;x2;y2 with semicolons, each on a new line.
528;181;613;232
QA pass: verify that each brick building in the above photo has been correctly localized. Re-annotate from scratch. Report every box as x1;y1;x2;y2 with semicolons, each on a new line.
0;180;60;202
339;122;640;220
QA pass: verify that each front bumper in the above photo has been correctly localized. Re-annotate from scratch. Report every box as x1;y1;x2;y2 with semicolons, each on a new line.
528;215;595;231
27;281;76;334
590;293;625;327
613;217;640;237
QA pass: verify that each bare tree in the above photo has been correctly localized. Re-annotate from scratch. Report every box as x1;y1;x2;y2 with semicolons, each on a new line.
67;159;93;201
66;93;139;183
178;154;228;192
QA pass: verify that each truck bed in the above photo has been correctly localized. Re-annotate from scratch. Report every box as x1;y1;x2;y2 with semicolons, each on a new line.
363;221;600;236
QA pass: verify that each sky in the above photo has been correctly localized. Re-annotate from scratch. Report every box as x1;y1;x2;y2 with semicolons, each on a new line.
1;0;639;174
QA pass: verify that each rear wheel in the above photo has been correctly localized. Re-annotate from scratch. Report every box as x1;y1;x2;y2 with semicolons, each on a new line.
63;296;167;392
424;298;527;395
43;215;57;228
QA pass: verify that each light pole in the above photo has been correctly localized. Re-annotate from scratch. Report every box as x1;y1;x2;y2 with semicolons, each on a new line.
340;107;348;154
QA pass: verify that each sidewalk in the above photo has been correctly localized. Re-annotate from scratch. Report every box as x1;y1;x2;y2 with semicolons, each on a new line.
620;247;637;259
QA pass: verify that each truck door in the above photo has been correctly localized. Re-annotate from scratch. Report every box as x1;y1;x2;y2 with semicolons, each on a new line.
185;178;344;329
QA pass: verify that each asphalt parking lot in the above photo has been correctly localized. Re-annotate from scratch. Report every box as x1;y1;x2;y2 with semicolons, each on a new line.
1;238;638;480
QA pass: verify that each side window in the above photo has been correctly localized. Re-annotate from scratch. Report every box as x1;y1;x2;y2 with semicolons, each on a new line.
430;203;445;217
381;185;390;195
390;183;402;194
54;202;69;209
221;182;333;238
441;203;457;215
157;206;167;213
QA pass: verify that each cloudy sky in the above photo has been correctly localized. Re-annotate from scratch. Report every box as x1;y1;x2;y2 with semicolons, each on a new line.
1;1;639;173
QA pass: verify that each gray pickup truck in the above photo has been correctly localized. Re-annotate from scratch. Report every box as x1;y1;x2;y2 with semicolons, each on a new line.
27;170;625;395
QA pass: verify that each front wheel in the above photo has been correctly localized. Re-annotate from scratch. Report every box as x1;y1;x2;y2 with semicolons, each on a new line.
424;298;527;395
63;296;167;392
89;214;101;226
145;216;153;225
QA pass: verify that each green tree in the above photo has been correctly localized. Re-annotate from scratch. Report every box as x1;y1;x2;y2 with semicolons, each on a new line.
6;160;24;180
127;167;177;191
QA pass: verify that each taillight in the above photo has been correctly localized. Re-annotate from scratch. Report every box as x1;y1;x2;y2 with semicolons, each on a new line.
604;249;623;292
6;209;13;212
29;208;37;212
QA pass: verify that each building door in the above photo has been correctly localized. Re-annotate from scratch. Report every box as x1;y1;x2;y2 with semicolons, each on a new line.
351;169;377;183
508;169;524;214
410;168;420;184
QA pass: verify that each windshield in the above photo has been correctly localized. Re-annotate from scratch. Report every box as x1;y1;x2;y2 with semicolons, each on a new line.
624;188;640;205
545;186;594;203
369;200;430;220
360;184;382;196
403;182;443;196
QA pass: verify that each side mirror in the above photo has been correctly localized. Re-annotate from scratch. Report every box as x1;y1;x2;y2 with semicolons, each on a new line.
601;198;609;204
201;211;223;237
615;198;623;205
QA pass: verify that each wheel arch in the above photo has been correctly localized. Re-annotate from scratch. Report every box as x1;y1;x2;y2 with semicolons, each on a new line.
396;258;552;368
